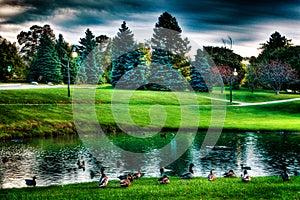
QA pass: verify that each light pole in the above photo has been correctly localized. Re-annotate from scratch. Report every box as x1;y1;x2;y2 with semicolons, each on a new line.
229;68;238;104
67;49;78;101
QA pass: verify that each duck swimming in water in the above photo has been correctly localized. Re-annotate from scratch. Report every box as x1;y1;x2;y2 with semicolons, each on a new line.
180;163;195;179
25;176;37;187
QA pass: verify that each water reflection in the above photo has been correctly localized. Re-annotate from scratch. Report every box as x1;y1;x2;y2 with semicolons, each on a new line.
0;132;299;188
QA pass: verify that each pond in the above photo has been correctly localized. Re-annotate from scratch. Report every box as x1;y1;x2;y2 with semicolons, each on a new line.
0;132;299;188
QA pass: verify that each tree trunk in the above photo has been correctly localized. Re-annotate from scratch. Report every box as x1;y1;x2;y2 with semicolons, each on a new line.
276;90;280;95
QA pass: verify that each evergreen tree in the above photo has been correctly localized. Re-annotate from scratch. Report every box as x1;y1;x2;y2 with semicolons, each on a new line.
78;29;103;84
111;21;143;88
150;12;191;90
190;49;212;92
78;29;96;59
55;34;69;83
28;32;62;83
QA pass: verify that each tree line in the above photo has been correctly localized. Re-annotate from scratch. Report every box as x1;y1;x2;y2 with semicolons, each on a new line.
0;12;299;94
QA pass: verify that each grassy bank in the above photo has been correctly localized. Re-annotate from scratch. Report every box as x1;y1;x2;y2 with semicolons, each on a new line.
1;176;299;200
0;85;299;139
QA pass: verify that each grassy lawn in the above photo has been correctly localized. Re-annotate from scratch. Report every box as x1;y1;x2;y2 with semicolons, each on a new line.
1;176;299;200
0;85;299;139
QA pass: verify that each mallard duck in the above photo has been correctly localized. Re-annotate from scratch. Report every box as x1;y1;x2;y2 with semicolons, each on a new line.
118;173;134;182
133;171;143;179
241;170;251;182
223;170;237;178
180;163;195;179
280;166;290;181
77;160;85;171
25;176;37;187
98;174;109;188
208;169;216;181
158;175;170;184
90;170;100;179
120;176;131;187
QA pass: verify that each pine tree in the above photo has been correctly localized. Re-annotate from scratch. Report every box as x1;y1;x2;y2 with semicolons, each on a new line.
55;34;69;83
78;29;96;60
149;12;192;91
111;21;145;88
28;32;62;83
190;49;212;92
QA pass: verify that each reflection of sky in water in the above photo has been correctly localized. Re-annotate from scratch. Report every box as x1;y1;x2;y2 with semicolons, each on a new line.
0;132;299;188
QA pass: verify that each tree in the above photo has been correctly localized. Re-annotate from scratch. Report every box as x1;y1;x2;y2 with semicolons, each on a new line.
190;49;212;92
259;31;292;53
78;28;96;60
244;64;260;94
111;21;142;87
0;38;26;80
55;34;69;83
257;61;297;95
150;12;191;90
204;46;244;87
27;32;62;84
17;25;55;67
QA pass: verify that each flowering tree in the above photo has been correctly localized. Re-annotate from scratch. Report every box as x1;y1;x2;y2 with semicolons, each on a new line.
257;60;297;95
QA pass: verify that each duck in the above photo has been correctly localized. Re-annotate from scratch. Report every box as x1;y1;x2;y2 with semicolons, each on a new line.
77;160;85;171
133;171;143;179
98;167;109;188
25;176;37;187
158;175;170;184
98;174;109;188
90;170;100;179
208;169;216;181
120;176;131;187
280;166;290;181
180;163;195;179
118;173;134;182
241;170;251;182
2;156;9;163
223;170;237;178
294;170;300;176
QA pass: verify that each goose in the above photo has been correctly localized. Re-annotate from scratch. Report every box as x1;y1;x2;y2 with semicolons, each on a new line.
180;163;194;179
25;176;37;187
241;170;251;182
208;169;216;181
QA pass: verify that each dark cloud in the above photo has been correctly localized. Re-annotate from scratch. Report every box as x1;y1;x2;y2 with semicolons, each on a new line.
0;0;299;56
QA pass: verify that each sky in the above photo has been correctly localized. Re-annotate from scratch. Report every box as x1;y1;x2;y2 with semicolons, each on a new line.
0;0;300;57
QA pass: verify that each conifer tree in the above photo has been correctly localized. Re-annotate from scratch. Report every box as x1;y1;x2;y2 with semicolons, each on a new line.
110;21;146;88
55;34;69;83
190;49;212;92
28;32;62;83
149;12;191;90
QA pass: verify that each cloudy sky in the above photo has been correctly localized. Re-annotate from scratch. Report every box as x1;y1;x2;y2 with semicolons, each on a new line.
0;0;300;57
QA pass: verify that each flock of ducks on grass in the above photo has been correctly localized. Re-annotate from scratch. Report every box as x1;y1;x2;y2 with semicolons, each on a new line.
23;161;298;187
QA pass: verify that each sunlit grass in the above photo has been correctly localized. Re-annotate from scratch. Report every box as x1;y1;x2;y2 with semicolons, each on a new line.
2;176;299;200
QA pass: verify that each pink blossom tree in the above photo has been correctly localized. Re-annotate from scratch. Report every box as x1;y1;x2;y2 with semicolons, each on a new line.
257;60;297;95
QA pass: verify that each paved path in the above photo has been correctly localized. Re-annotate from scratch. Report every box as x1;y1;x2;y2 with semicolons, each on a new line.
0;83;65;90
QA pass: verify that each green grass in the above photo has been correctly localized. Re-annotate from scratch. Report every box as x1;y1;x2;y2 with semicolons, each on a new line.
1;176;299;200
0;85;299;139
